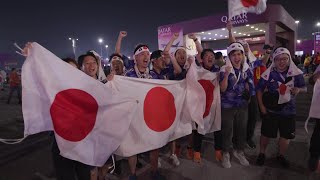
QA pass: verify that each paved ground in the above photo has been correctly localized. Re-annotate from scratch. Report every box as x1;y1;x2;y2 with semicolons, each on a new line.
0;78;319;180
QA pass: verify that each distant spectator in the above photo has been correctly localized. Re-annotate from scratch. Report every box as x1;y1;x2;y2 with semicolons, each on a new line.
7;68;21;104
304;54;312;75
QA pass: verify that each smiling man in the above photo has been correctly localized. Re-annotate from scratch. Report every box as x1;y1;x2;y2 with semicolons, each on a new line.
125;44;152;79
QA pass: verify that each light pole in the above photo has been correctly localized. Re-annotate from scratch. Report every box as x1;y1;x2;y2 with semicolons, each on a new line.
105;45;109;59
98;38;103;58
295;20;300;39
68;37;78;59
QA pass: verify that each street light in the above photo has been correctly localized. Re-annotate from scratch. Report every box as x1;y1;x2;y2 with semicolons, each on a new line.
297;40;301;44
68;37;78;59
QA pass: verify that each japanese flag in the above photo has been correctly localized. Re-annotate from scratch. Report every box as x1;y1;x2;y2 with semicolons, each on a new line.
22;43;138;166
186;62;221;135
277;80;294;104
228;0;267;19
107;76;193;157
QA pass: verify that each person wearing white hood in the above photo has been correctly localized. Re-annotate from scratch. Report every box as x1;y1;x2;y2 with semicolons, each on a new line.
87;50;108;82
226;21;270;149
78;51;107;84
256;47;306;168
219;42;255;168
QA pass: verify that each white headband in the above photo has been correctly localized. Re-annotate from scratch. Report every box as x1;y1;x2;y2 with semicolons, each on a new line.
134;46;150;56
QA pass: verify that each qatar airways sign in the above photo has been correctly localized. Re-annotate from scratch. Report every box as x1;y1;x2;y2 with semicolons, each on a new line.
221;12;249;25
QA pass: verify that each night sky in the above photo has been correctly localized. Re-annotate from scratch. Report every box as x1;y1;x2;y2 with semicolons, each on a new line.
0;0;318;59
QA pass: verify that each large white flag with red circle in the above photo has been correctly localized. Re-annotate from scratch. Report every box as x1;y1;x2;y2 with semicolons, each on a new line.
107;76;193;157
22;43;138;166
186;63;221;135
228;0;267;19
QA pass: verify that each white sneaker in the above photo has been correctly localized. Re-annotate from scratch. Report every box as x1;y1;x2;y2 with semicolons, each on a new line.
222;152;231;168
170;154;180;166
158;158;162;168
233;150;250;166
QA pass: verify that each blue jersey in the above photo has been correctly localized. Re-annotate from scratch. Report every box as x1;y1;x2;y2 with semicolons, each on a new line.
150;69;168;80
124;68;152;79
205;64;220;73
122;55;135;70
124;68;138;78
219;67;255;109
256;69;305;115
167;64;188;80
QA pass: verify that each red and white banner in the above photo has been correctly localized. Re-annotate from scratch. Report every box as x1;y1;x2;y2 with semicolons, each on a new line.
22;43;208;164
22;43;138;166
186;63;221;135
228;0;267;19
107;76;193;157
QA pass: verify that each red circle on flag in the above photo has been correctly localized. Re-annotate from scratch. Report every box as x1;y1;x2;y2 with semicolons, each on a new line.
50;89;98;142
241;0;259;7
279;84;287;95
144;87;176;132
198;80;215;118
